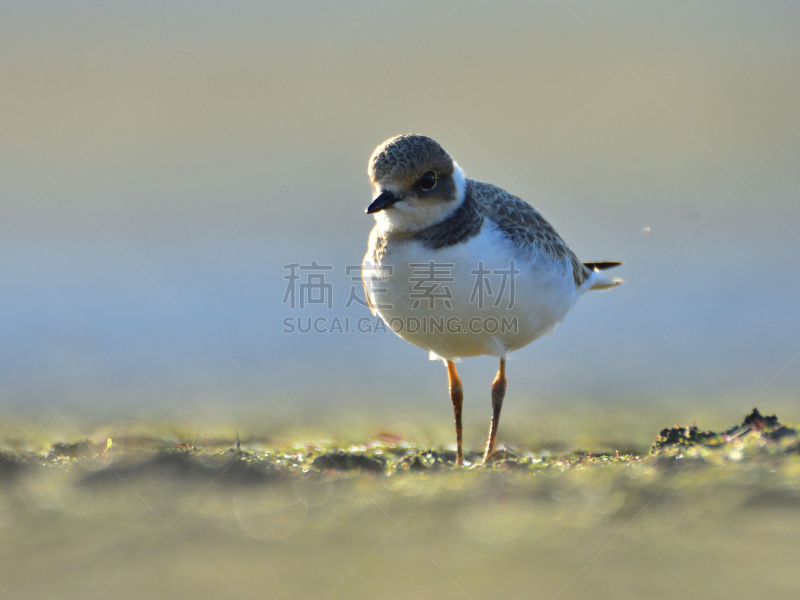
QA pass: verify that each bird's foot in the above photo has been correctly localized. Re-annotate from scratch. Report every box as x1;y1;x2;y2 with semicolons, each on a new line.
481;449;501;466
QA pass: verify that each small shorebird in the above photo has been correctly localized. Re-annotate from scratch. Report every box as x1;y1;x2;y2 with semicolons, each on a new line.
362;134;622;465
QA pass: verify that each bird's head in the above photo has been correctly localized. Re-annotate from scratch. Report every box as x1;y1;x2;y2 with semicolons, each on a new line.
366;134;466;232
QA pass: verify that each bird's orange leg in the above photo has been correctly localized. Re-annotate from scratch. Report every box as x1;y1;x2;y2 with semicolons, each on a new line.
482;358;506;465
446;360;464;465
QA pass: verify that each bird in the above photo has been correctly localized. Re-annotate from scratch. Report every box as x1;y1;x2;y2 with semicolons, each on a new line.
361;134;622;466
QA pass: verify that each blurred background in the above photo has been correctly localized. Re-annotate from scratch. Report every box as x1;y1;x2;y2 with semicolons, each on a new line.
1;0;799;440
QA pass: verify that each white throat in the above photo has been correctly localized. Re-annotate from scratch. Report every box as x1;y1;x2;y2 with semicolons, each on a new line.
375;162;467;234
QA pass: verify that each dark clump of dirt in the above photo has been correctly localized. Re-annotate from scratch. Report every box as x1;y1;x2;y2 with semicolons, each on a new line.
47;441;94;459
651;408;799;456
741;409;780;429
395;453;440;472
741;410;798;441
79;450;282;487
311;452;385;473
394;449;478;471
653;425;718;448
0;452;30;481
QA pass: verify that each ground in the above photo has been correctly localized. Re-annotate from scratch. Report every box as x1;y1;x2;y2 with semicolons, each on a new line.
0;409;798;599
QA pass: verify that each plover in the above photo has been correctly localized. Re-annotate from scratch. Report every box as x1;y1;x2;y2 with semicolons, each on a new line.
362;134;622;465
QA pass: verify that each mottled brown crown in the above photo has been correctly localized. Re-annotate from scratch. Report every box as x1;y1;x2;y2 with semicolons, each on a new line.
369;134;454;184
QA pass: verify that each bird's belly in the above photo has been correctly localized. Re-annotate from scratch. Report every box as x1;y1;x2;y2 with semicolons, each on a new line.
363;224;578;360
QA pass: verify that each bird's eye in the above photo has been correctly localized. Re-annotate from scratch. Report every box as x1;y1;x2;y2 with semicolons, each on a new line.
418;171;437;191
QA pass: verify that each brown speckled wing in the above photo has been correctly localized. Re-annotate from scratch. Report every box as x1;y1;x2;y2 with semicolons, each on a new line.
469;179;590;287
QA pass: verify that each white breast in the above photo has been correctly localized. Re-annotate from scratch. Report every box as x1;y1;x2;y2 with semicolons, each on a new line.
363;222;578;361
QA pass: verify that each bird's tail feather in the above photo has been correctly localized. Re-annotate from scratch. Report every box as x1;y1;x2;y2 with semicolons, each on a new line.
583;261;622;271
590;277;624;290
583;261;623;291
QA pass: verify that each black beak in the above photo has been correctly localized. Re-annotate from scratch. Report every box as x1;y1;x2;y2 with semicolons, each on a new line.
366;190;400;214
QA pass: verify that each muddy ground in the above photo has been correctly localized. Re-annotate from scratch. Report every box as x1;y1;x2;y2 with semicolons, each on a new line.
0;409;798;599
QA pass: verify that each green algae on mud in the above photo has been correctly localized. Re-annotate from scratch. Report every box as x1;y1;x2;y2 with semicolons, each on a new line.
651;408;800;462
1;408;797;482
2;409;800;600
